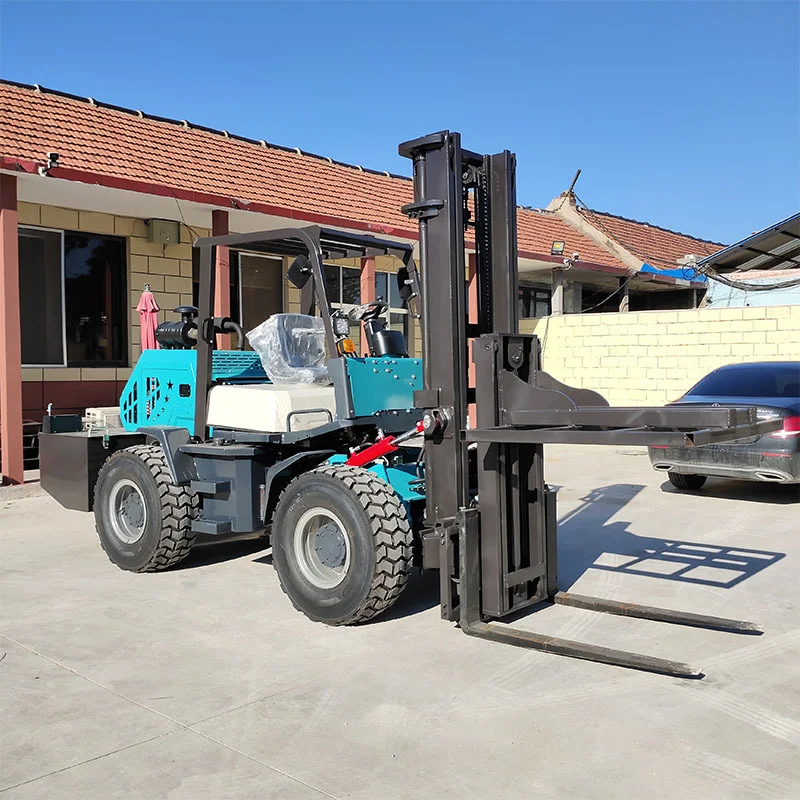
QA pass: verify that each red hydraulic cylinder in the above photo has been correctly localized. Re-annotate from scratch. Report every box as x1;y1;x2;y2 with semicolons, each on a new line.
346;421;424;468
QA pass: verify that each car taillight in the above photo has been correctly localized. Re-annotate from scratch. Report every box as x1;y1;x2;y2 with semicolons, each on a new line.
770;415;800;439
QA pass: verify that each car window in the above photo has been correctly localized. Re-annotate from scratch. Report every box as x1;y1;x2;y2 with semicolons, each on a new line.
687;364;800;398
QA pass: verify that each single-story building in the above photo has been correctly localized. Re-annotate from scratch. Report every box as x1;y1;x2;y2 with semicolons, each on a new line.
0;80;722;483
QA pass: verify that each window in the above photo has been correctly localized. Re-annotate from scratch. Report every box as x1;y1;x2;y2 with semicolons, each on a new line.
518;284;551;319
237;253;283;334
324;263;362;340
686;363;800;399
374;271;409;336
19;227;128;367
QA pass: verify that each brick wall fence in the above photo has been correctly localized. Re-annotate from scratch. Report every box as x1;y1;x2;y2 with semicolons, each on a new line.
519;305;800;406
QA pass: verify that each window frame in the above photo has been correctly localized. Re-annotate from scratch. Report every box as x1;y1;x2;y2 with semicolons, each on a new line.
19;225;68;368
19;224;128;369
518;283;552;320
236;250;286;328
375;269;409;338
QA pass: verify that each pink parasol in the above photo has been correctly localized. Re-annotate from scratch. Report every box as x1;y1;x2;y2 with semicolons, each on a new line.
136;284;161;350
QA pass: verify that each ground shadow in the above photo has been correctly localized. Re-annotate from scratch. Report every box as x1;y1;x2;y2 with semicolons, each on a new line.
250;551;440;623
364;569;441;623
175;533;268;570
659;477;800;505
557;484;785;590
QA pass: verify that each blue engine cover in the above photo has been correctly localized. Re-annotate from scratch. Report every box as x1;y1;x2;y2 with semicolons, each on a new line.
119;350;267;432
345;357;422;417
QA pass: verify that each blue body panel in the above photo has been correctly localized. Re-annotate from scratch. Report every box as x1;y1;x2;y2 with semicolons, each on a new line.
119;350;267;432
346;357;422;417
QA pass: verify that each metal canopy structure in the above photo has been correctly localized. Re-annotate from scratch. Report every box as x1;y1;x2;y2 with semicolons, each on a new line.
698;212;800;273
193;226;419;437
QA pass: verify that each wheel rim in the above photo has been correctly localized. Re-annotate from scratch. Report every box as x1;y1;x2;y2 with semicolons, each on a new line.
108;478;148;544
293;507;351;589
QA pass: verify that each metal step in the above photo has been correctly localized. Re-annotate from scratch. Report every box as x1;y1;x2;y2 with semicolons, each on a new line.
191;479;230;495
192;518;232;535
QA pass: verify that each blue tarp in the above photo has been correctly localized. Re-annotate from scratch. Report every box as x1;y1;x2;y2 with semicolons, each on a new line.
640;262;706;283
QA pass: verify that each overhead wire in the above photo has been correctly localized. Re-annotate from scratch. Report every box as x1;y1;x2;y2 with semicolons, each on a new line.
580;275;635;313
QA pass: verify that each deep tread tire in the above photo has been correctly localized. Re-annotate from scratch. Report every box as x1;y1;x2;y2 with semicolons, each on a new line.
668;472;707;491
271;465;413;625
94;444;198;572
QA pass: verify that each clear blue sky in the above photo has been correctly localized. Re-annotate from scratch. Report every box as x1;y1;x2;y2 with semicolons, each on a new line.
1;1;798;244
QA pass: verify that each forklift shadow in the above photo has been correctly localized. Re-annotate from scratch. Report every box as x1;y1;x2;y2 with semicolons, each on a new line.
557;484;785;591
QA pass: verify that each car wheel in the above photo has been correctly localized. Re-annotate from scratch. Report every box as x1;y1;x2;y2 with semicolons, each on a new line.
668;472;707;491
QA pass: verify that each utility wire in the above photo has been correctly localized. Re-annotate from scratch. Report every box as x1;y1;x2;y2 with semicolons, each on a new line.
580;276;635;313
695;265;800;292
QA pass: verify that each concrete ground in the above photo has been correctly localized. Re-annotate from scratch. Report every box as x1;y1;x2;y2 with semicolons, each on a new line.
1;445;799;799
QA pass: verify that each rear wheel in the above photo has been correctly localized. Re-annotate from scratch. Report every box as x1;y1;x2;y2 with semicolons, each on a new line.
94;444;198;571
271;465;413;625
668;472;707;491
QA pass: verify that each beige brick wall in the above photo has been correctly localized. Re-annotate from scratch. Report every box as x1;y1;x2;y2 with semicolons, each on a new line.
20;202;208;383
520;306;800;405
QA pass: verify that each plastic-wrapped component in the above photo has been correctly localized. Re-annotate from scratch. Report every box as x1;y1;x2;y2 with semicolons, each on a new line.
246;314;329;384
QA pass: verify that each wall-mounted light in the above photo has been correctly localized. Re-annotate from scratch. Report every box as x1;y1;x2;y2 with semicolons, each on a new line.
551;240;565;256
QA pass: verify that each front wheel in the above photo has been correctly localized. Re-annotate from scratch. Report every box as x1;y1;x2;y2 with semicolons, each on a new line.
94;444;198;571
271;465;413;625
668;472;707;491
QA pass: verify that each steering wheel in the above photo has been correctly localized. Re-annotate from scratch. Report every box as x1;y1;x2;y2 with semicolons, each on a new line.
347;301;388;323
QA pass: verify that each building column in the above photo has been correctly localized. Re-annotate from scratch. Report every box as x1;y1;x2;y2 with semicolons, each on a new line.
551;267;565;316
0;174;24;485
360;256;375;355
618;277;630;313
212;209;231;348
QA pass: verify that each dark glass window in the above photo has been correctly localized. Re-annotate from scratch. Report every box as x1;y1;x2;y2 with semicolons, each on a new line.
687;364;800;399
19;228;127;367
19;228;64;365
341;267;361;305
375;272;388;304
388;273;403;309
63;233;127;366
323;264;341;302
518;285;551;319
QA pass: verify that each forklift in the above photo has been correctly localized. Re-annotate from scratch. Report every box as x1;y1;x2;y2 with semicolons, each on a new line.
39;131;777;677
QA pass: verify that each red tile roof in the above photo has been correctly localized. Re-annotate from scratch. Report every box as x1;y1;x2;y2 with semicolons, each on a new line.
576;207;725;268
0;81;630;270
516;207;627;269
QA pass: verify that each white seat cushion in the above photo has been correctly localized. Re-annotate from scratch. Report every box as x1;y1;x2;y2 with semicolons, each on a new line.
206;383;336;433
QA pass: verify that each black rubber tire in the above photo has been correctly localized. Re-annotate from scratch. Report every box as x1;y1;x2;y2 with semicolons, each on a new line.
668;472;707;491
271;464;413;625
94;444;198;572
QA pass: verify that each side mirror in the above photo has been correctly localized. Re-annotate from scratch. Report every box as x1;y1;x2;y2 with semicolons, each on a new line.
287;254;313;288
396;267;413;303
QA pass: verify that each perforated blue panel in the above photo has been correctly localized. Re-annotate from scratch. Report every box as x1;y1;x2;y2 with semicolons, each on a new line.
119;350;269;432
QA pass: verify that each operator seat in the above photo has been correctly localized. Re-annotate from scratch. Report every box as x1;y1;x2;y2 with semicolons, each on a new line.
206;314;335;434
258;313;330;384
